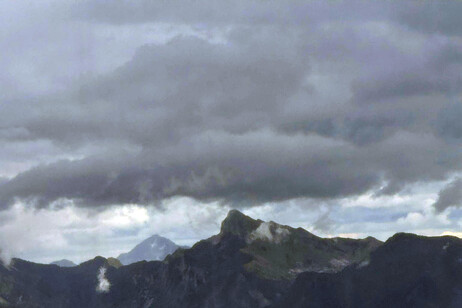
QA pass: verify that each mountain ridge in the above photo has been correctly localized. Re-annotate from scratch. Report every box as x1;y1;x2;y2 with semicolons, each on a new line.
1;210;461;307
213;209;382;279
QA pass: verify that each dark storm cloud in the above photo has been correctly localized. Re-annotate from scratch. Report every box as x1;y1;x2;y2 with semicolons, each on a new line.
0;133;381;208
1;127;461;209
20;29;309;147
351;40;462;104
397;1;462;36
433;178;462;212
74;0;462;37
72;0;391;26
437;102;462;141
1;0;462;210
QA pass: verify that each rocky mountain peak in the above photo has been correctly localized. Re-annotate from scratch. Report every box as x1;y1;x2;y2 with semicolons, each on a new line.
220;209;262;237
117;234;179;265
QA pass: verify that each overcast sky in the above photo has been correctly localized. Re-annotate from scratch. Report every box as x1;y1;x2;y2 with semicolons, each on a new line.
1;0;462;264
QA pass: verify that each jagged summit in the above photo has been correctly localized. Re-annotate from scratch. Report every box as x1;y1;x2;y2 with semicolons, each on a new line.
117;234;179;265
216;210;382;279
220;209;316;241
220;209;262;237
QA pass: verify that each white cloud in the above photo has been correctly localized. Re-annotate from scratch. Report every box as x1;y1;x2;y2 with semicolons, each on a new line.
0;202;76;263
397;212;426;226
99;205;149;228
0;197;229;264
248;222;290;244
333;233;361;239
441;231;462;238
96;267;110;293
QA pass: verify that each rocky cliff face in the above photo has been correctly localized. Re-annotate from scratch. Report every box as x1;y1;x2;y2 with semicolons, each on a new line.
1;210;461;308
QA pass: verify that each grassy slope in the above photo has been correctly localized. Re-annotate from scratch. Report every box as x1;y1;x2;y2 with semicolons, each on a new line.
219;210;382;280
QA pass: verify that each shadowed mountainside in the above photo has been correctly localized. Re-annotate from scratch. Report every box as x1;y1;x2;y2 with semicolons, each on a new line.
275;233;462;308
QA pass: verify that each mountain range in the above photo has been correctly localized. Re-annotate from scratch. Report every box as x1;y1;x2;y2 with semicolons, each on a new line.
49;234;182;268
1;209;461;307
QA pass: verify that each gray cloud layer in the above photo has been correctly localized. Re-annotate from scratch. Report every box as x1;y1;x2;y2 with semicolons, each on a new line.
1;1;462;210
433;178;462;212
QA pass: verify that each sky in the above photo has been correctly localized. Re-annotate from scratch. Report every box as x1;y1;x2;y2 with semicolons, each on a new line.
0;0;462;264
